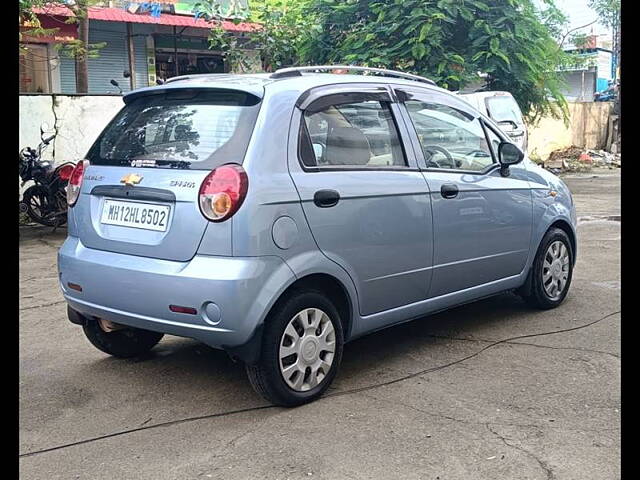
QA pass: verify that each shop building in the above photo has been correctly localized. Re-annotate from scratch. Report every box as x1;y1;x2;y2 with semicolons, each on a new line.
560;34;616;102
19;3;259;94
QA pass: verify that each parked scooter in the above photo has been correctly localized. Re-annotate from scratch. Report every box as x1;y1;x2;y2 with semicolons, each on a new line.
19;122;75;227
594;80;618;102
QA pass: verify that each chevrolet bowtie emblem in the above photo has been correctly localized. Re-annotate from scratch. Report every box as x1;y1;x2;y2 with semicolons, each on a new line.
120;173;143;186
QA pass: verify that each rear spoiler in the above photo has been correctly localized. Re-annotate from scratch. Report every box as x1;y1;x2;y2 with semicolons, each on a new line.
123;82;264;104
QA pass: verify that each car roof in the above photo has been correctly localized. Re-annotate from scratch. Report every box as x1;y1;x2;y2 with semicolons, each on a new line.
124;72;453;103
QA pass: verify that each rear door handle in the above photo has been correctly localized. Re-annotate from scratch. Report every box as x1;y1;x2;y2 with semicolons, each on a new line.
440;183;459;199
314;189;340;208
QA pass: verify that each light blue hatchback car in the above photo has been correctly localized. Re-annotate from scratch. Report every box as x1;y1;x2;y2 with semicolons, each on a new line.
58;66;577;406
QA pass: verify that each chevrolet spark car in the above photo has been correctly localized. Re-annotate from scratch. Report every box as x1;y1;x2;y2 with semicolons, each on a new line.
58;66;576;406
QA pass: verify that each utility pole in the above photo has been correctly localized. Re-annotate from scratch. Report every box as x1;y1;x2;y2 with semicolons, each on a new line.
74;0;90;93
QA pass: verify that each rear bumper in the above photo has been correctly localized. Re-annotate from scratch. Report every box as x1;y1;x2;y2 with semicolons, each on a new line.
58;236;295;358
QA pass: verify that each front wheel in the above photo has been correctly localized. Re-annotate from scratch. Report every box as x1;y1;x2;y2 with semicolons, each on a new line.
246;290;344;407
521;227;574;309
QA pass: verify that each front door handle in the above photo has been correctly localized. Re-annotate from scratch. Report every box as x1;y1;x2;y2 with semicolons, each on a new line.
314;189;340;208
440;183;459;199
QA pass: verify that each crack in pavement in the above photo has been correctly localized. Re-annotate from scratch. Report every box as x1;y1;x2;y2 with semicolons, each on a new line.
20;300;65;311
19;310;620;459
424;333;620;360
486;424;555;480
20;275;60;283
361;392;619;435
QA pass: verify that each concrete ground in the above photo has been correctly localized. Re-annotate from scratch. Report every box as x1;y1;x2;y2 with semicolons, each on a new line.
19;169;620;480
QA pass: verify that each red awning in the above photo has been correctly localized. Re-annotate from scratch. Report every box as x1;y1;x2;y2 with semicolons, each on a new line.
32;5;260;32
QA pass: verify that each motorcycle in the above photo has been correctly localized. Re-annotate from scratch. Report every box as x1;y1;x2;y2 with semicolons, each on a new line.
19;122;75;227
594;81;618;102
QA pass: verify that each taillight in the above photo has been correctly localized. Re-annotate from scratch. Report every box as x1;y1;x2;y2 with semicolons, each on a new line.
198;164;248;222
67;160;88;207
58;164;74;181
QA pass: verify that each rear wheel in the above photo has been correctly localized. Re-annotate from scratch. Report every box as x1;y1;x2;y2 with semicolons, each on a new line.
23;186;54;226
521;227;573;309
246;290;344;407
23;185;67;227
82;319;164;358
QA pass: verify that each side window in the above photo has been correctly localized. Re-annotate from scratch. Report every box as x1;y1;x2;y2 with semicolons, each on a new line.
300;100;406;168
404;100;496;172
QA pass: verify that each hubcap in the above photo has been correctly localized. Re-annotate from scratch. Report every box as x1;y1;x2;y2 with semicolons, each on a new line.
542;240;570;300
279;308;336;392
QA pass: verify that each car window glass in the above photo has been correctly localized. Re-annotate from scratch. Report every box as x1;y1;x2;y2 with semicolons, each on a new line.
89;91;260;170
301;101;406;168
404;100;495;172
485;96;523;124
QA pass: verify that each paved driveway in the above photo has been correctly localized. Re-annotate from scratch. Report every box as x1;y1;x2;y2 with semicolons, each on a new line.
19;170;620;480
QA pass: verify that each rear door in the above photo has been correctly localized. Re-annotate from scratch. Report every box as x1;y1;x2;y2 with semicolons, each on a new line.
74;88;261;262
288;85;434;316
396;87;532;298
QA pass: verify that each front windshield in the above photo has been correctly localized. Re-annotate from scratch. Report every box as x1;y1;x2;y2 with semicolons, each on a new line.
485;96;523;124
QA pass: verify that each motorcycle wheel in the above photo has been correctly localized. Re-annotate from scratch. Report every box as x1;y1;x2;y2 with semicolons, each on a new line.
23;185;66;227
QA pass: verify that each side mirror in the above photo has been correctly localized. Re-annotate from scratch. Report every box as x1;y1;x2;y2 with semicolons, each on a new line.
497;120;518;131
110;79;123;94
40;122;53;141
498;141;524;177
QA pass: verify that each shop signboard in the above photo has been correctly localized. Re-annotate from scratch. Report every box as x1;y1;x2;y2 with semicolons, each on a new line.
115;0;248;17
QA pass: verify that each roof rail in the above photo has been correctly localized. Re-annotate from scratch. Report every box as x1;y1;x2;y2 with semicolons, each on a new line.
270;65;436;86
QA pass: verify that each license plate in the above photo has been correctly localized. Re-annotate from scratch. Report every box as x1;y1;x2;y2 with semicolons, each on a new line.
101;199;170;232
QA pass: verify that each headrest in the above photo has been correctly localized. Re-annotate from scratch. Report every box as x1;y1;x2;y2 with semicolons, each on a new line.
325;127;371;166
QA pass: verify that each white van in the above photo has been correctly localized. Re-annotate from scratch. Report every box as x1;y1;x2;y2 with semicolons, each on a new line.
459;91;528;152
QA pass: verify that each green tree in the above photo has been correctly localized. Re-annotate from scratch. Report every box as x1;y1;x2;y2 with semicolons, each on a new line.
195;0;310;72
194;0;253;72
247;0;311;71
301;0;572;122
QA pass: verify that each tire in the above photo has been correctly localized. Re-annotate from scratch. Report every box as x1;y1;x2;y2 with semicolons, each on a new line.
521;227;574;310
82;319;164;358
23;185;67;227
246;289;344;407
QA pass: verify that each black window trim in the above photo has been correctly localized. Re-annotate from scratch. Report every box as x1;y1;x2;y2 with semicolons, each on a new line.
296;89;416;173
480;118;507;161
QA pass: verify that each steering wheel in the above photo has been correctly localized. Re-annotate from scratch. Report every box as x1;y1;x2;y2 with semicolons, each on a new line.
423;145;456;169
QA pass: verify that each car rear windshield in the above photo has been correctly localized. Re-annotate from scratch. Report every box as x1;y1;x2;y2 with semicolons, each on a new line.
86;89;261;170
485;96;523;124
